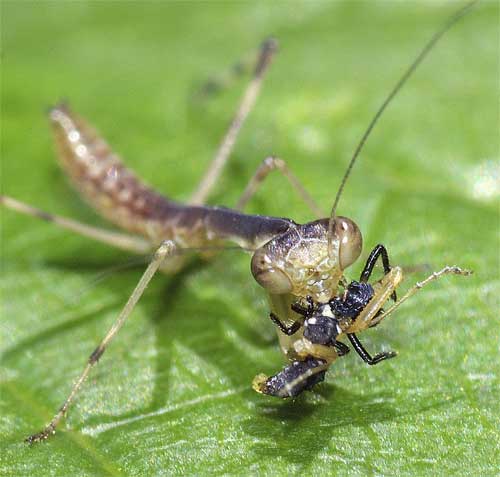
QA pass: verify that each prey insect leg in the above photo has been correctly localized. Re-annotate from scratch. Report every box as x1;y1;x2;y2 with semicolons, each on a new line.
289;296;315;320
371;266;472;326
269;312;302;336
347;332;397;365
1;195;151;254
235;156;325;217
360;244;397;301
189;39;278;205
25;240;176;445
334;341;350;357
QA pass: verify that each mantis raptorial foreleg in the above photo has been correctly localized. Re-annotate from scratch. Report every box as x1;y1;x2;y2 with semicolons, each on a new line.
371;266;473;326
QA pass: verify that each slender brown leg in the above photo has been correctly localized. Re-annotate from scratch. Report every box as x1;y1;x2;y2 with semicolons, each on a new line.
194;43;265;99
235;156;325;218
189;39;278;205
25;240;176;444
1;195;151;254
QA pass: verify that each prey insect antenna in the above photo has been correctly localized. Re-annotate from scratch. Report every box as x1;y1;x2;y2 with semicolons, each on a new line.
327;0;479;253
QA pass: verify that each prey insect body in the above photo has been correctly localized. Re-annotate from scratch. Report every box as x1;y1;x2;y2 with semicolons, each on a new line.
252;240;404;398
1;2;477;445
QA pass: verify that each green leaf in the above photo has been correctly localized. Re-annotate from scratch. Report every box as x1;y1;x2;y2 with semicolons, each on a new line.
1;2;498;476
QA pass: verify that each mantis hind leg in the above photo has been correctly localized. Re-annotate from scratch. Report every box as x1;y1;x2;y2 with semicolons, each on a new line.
1;195;151;254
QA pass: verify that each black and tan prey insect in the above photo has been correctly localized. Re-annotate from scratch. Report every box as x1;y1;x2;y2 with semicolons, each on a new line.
1;2;476;444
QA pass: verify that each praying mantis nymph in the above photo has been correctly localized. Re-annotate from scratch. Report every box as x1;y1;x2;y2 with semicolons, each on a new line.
1;1;477;445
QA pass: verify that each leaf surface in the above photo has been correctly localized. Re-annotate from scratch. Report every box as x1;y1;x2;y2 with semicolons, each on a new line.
1;2;498;476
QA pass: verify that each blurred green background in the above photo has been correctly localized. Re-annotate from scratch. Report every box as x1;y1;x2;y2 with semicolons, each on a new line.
1;1;498;476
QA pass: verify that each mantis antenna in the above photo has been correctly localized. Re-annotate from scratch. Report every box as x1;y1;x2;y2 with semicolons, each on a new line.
327;0;478;253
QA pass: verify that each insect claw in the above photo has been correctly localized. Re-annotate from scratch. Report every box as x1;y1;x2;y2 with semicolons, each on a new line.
25;425;55;445
372;350;398;364
454;267;473;276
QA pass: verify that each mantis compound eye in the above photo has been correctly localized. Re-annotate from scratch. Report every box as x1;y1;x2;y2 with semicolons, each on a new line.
251;248;292;294
335;217;363;270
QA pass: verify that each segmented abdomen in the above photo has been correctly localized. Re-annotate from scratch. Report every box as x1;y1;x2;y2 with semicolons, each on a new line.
50;105;178;239
50;105;293;250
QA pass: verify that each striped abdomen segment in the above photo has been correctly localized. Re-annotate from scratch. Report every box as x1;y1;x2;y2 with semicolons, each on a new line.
49;105;293;250
50;104;178;239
